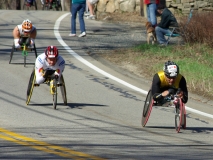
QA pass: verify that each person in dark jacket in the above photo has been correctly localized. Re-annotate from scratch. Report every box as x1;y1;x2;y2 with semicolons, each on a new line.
155;4;178;45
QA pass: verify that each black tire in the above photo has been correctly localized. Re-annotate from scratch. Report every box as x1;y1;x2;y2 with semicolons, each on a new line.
33;0;37;10
56;1;62;11
22;49;28;67
175;99;182;133
33;43;38;58
24;55;26;67
60;75;67;105
52;79;57;109
9;44;15;64
141;90;153;127
22;1;26;10
26;69;36;105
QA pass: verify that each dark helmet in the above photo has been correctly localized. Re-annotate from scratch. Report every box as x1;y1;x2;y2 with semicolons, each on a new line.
163;61;179;78
45;46;58;58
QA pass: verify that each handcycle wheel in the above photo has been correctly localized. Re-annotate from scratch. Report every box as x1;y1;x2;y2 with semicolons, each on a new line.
52;79;57;110
23;51;27;67
60;75;67;105
26;69;36;105
175;99;183;133
141;90;153;127
56;1;62;11
180;100;186;129
22;1;28;10
9;44;15;64
33;43;38;58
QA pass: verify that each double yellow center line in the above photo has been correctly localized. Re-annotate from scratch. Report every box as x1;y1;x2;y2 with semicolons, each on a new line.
0;128;105;159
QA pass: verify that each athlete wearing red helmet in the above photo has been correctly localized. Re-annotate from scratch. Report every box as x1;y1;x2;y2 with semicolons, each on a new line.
35;46;65;84
13;19;37;48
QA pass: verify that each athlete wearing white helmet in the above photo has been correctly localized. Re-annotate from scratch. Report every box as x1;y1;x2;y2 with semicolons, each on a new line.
151;61;188;104
35;46;65;84
13;19;37;48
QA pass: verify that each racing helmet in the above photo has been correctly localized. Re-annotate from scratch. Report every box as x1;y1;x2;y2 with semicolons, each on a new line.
45;46;58;58
22;19;32;32
163;61;179;78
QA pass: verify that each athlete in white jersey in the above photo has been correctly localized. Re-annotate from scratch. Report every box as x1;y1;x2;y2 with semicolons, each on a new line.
35;46;65;84
13;19;37;48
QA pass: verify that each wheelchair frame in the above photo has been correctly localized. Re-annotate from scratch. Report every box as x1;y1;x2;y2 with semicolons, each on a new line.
9;40;37;67
141;89;186;133
23;0;37;10
26;69;67;110
42;0;62;11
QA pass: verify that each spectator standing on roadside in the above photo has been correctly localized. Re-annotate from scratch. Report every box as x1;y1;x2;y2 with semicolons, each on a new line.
69;0;86;37
155;4;178;46
144;0;159;27
86;0;99;20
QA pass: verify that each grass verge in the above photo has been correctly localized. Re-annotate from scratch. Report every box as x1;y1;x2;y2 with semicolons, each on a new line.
134;43;213;99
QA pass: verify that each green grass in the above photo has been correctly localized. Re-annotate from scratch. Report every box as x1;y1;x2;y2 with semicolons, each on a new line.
132;43;213;98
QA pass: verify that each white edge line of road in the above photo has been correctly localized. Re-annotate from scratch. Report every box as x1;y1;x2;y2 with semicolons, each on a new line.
54;12;213;119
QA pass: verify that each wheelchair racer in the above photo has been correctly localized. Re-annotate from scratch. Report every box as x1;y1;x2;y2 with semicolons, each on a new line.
35;46;65;84
13;19;37;48
151;61;188;105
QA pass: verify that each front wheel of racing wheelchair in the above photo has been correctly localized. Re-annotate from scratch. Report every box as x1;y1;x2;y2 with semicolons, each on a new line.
26;69;67;109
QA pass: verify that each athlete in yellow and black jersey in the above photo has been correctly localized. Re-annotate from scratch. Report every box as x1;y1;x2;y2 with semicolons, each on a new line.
151;61;188;104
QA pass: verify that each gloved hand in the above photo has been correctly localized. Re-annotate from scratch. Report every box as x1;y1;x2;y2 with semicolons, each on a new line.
168;88;175;95
42;70;55;79
14;39;21;48
30;38;34;45
54;71;59;80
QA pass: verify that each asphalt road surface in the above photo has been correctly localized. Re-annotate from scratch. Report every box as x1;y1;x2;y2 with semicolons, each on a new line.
0;10;213;159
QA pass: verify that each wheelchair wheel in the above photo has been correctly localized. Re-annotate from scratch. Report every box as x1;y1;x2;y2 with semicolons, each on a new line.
33;0;37;10
175;99;183;133
23;50;27;67
23;0;37;10
60;75;67;105
33;43;38;58
26;69;36;105
56;2;62;11
9;44;15;64
141;90;153;127
52;79;57;110
180;100;186;129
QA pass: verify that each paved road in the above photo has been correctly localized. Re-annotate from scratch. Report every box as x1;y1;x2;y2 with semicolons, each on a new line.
0;10;213;159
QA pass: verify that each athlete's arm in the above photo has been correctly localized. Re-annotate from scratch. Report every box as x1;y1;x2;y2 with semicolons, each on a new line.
13;26;20;39
54;56;65;78
30;27;37;39
151;74;165;101
35;55;46;84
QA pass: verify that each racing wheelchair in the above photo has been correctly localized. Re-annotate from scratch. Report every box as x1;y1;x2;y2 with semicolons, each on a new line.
42;0;62;11
23;0;37;10
26;69;67;109
9;36;37;67
141;89;186;133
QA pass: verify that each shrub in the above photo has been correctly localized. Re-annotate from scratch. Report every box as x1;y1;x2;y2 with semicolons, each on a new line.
179;11;213;47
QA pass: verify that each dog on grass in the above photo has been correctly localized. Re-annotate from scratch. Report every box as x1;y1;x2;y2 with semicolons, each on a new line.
145;21;157;45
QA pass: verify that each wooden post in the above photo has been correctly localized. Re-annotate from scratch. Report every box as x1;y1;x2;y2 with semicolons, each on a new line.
140;0;144;16
140;0;147;17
